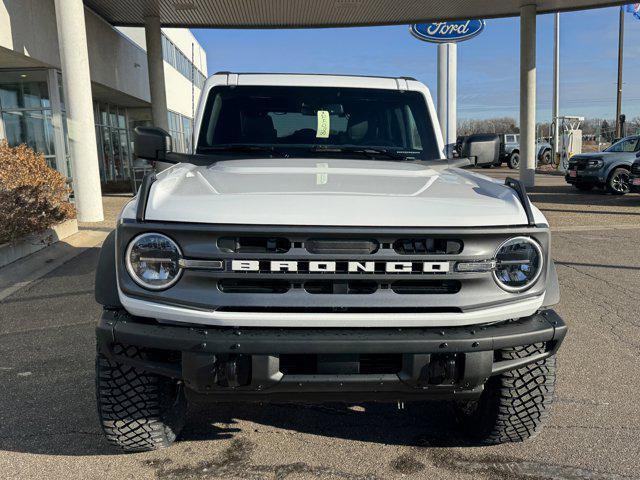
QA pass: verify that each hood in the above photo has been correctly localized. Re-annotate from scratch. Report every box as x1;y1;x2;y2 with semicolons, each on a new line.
142;158;534;227
572;151;635;162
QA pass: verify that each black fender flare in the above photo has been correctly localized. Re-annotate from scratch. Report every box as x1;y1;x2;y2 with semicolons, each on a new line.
95;230;122;309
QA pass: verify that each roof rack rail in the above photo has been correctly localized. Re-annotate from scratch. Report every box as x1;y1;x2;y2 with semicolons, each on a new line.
504;177;535;226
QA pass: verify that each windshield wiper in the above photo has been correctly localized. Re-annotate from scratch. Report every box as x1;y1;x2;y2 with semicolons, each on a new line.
309;146;411;161
199;144;288;157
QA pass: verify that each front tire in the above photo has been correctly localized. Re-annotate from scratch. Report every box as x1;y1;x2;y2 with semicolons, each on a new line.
507;152;520;169
607;167;630;195
96;344;186;452
454;343;556;444
540;149;552;165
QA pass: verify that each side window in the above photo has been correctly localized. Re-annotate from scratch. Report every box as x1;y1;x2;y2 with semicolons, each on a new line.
610;138;638;153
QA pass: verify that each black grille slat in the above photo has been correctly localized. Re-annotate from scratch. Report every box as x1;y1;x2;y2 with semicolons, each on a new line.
391;280;461;295
218;237;291;253
304;280;378;295
218;280;290;294
393;238;463;255
306;238;379;254
631;162;640;175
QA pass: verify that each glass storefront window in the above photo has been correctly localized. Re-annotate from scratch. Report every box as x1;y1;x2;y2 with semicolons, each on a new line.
167;110;193;154
0;71;50;110
1;110;56;156
94;102;133;190
0;69;60;171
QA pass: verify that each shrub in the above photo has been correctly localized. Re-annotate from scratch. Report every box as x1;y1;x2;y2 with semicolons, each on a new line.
0;141;76;244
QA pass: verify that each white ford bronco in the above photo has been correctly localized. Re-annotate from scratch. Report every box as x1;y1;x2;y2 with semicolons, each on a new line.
94;73;566;451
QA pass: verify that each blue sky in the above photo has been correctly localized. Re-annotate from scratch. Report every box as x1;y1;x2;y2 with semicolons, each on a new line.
192;6;640;121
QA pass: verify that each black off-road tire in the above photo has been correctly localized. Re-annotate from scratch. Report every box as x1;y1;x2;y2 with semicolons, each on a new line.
454;343;556;444
96;344;186;452
507;151;520;169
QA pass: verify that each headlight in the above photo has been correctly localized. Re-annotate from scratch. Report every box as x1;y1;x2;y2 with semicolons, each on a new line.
585;159;603;169
125;233;182;290
493;237;543;292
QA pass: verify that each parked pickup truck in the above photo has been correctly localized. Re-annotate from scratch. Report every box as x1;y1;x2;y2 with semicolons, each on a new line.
565;135;639;194
500;133;552;169
94;73;566;451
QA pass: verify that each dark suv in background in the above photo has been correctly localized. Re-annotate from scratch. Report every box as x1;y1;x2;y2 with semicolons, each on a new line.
565;135;640;194
630;157;640;194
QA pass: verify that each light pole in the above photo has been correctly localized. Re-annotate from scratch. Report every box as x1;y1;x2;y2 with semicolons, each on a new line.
615;6;624;139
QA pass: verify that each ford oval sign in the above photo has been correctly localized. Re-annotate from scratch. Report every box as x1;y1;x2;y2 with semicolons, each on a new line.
410;21;485;43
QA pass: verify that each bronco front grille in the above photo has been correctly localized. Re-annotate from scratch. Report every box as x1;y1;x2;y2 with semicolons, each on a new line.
118;223;551;314
631;162;640;175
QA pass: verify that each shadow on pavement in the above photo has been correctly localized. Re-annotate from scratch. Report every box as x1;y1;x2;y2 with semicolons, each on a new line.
528;184;640;210
183;400;469;449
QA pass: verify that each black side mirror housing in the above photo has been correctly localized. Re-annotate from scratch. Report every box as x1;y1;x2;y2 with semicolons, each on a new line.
134;126;172;162
460;133;500;167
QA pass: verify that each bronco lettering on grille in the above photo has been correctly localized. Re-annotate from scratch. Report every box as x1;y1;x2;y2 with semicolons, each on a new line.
230;260;450;273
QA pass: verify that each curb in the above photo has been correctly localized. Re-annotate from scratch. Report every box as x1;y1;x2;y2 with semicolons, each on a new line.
0;229;110;302
0;219;79;269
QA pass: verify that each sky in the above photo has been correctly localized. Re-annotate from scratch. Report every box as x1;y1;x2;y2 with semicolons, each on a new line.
192;6;640;122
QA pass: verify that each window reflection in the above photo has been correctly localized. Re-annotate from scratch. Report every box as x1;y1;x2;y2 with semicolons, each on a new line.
0;70;57;169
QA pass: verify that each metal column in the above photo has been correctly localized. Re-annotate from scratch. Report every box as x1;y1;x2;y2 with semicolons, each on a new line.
437;42;457;156
144;16;169;131
552;13;560;166
54;0;104;222
519;4;537;187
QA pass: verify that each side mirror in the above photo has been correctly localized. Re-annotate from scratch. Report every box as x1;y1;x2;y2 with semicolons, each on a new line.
134;126;172;162
460;134;500;167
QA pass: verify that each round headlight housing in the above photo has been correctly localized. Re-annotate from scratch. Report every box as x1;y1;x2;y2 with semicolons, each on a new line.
125;233;182;290
493;236;543;292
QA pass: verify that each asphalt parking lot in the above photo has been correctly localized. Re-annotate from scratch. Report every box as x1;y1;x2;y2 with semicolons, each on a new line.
1;169;639;480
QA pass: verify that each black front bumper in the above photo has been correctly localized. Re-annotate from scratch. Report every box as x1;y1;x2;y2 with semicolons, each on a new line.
630;175;640;193
96;310;567;402
565;171;603;185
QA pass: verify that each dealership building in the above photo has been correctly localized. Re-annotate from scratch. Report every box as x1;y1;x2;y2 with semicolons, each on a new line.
0;0;626;223
0;0;207;197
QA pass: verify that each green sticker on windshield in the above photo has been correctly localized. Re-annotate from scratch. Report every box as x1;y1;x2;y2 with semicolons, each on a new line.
316;110;330;138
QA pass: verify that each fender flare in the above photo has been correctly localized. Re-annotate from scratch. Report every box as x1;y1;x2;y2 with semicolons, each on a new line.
95;230;122;309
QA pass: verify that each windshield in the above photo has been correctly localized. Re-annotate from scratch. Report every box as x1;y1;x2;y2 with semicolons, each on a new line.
196;85;441;161
605;137;640;153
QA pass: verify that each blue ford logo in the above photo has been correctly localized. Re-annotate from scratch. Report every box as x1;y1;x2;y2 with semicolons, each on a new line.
410;20;485;43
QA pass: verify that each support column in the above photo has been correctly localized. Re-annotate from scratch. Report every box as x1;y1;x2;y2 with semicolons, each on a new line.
144;16;169;131
54;0;104;222
551;13;560;167
519;4;537;187
437;43;457;156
